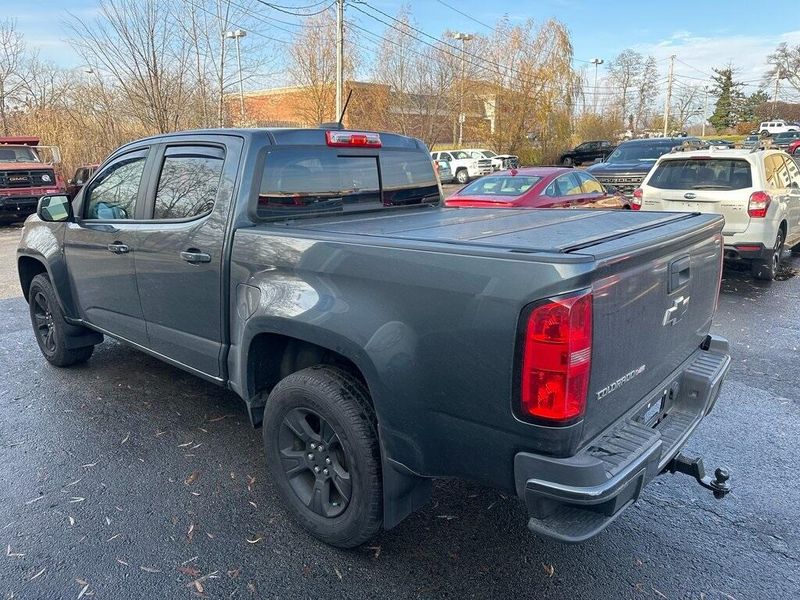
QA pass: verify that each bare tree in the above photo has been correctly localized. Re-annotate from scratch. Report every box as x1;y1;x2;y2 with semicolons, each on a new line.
287;8;358;125
67;0;193;133
0;19;27;135
765;42;800;97
671;85;700;130
479;18;579;160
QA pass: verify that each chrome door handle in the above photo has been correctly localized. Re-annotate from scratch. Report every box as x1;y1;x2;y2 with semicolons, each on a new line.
107;242;129;254
180;250;211;264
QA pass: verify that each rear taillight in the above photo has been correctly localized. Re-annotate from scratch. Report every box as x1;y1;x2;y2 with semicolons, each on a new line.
520;291;592;423
748;191;771;218
631;188;643;210
325;130;382;147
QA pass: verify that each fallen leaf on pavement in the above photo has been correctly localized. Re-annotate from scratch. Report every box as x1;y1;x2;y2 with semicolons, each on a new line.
185;471;200;485
542;563;555;578
29;567;46;581
6;545;24;557
178;565;201;578
366;545;381;559
140;566;161;573
246;536;263;544
77;583;90;599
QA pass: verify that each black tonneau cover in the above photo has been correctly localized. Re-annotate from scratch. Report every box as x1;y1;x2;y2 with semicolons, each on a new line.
277;207;698;254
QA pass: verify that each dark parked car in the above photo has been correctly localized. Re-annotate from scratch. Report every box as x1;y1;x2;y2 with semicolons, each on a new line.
18;127;731;549
771;131;800;150
65;164;99;199
586;137;700;196
559;140;615;166
445;167;629;209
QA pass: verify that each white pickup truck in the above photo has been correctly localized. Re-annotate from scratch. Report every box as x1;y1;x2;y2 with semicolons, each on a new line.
430;150;493;184
461;148;520;172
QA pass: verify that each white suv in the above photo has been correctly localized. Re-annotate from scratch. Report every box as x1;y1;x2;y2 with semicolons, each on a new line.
758;120;799;135
634;147;800;280
460;148;520;171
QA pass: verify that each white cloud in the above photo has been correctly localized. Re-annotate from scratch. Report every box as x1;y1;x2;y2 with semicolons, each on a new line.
636;30;800;90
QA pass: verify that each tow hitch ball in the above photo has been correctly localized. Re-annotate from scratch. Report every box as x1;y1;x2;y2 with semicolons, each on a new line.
666;453;731;499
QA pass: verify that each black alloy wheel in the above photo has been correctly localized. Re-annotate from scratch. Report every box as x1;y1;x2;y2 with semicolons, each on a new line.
279;407;352;518
32;290;57;355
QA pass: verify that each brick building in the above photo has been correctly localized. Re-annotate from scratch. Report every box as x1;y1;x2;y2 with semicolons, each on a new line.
229;80;496;147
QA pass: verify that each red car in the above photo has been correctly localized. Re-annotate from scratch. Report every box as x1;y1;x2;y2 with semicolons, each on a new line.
444;167;629;209
788;139;800;156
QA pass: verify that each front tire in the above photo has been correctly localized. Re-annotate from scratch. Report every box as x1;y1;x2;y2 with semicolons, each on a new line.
262;366;382;548
455;168;469;185
28;274;94;367
751;229;785;281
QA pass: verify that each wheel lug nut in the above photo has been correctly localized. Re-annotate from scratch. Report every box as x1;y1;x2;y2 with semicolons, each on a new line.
314;466;320;473
307;453;314;460
323;468;329;476
318;445;325;452
310;443;316;450
325;458;331;465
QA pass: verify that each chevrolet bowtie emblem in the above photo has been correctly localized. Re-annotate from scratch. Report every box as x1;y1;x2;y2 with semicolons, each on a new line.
663;295;690;327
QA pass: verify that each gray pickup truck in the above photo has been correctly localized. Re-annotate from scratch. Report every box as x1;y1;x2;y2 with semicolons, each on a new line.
17;127;731;548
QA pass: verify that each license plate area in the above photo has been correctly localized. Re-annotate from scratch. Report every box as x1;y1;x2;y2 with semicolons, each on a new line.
636;382;678;427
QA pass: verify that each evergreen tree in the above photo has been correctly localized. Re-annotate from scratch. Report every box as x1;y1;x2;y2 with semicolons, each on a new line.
709;67;745;131
741;89;769;123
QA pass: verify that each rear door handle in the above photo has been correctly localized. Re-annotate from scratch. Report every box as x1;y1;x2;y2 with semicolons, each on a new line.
107;242;129;254
180;250;212;264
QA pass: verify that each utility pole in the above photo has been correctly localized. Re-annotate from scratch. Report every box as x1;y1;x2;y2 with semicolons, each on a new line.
590;58;604;113
452;32;474;146
663;54;675;137
335;0;344;120
701;85;708;137
772;70;783;117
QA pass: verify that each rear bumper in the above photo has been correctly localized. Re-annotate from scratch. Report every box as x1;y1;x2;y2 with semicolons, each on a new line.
514;336;731;543
723;243;771;261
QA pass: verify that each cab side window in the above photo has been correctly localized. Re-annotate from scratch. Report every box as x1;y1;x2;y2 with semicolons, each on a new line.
152;146;225;220
84;152;147;220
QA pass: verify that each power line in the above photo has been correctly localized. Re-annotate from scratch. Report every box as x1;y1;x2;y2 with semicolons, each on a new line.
433;0;494;31
253;0;336;16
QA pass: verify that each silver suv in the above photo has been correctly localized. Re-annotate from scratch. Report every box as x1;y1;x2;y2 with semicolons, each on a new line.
635;147;800;280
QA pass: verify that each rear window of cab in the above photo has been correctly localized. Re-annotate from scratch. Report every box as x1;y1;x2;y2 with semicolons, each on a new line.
256;148;440;218
648;158;752;190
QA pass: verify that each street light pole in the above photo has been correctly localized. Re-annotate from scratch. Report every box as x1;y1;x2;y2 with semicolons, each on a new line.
590;58;604;113
225;29;247;123
451;32;473;146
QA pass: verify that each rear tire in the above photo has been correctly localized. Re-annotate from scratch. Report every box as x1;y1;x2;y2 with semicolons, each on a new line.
751;229;785;281
28;274;94;367
455;168;469;185
262;366;382;548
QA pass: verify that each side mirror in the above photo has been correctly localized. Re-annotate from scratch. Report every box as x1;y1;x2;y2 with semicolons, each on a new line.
37;194;73;222
594;157;604;164
67;178;74;185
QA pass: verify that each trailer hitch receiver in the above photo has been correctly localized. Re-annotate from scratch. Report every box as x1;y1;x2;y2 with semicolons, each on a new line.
666;453;731;499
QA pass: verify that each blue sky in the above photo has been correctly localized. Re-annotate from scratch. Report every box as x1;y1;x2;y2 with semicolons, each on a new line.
8;0;800;94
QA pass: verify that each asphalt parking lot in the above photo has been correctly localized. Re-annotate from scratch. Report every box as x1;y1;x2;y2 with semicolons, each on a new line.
1;223;798;599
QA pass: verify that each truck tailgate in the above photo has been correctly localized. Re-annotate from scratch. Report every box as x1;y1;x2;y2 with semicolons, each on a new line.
573;213;724;441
